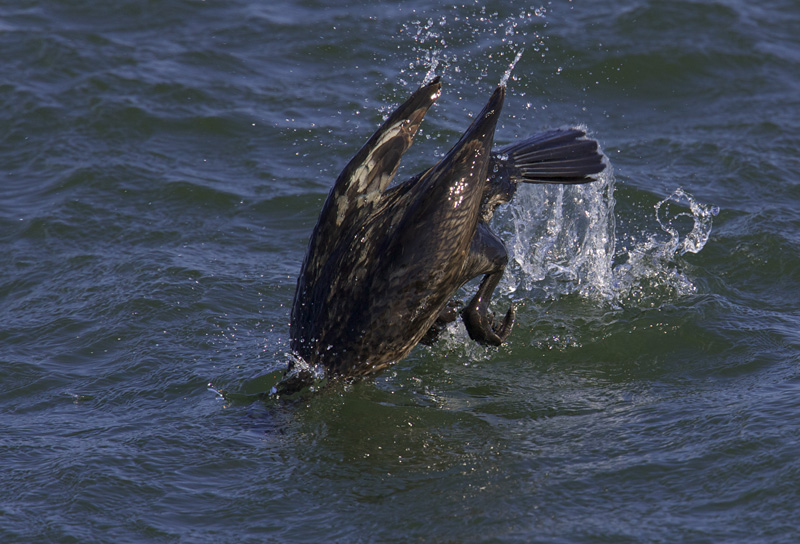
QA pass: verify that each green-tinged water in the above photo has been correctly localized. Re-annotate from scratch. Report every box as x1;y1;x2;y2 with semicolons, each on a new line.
2;1;800;542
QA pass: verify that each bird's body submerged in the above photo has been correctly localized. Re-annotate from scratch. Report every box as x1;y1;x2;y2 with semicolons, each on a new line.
281;77;605;394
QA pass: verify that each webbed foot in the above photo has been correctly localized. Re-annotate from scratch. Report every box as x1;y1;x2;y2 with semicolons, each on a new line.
459;223;514;346
462;302;515;346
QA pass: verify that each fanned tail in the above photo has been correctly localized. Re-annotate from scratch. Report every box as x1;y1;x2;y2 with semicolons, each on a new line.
495;128;605;184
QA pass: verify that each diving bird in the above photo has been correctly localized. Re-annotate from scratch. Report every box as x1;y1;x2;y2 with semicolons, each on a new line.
280;76;605;394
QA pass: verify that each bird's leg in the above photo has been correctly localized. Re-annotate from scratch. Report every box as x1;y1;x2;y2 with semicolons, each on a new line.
462;269;515;346
461;222;515;346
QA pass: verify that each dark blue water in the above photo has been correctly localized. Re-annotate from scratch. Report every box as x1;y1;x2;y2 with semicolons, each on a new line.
2;1;800;542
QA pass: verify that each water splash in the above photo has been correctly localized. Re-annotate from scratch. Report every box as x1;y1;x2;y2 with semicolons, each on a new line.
501;173;718;309
270;352;328;397
608;188;719;305
502;165;616;301
500;48;525;87
396;5;549;90
655;188;719;256
422;56;440;86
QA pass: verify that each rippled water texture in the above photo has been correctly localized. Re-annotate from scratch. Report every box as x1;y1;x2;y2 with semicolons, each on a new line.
2;1;800;542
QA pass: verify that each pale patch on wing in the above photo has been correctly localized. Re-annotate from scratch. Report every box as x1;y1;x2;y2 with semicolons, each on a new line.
334;122;408;226
334;194;352;228
297;78;442;298
334;188;383;227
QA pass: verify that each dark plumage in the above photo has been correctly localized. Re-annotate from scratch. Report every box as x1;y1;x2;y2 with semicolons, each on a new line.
280;77;605;394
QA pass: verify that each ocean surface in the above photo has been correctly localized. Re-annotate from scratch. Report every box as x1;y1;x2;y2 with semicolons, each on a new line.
2;0;800;542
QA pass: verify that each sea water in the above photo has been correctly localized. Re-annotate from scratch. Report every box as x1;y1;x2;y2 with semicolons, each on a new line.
2;1;800;543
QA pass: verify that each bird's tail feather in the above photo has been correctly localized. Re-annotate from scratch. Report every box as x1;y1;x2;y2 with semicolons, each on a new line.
497;128;605;184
